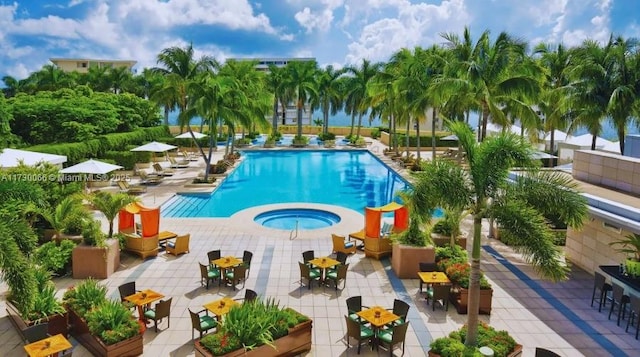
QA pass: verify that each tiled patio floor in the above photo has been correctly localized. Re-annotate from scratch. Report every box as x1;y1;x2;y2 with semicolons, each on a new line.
1;142;639;357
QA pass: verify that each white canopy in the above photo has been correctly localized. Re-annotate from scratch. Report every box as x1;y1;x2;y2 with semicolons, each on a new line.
59;159;123;174
0;148;67;168
543;130;568;142
599;141;621;154
175;132;206;139
531;151;558;159
130;141;177;152
564;134;612;147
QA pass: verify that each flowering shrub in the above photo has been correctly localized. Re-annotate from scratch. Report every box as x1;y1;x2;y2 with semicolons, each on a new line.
445;262;492;290
200;331;242;355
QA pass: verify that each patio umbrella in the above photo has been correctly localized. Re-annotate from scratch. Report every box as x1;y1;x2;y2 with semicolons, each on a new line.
130;141;178;152
441;134;459;141
175;132;206;139
60;159;123;174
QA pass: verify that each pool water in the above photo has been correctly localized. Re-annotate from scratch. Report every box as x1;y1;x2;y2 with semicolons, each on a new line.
254;208;341;230
162;150;410;218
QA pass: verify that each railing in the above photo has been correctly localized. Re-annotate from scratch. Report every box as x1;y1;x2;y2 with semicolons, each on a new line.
289;217;299;240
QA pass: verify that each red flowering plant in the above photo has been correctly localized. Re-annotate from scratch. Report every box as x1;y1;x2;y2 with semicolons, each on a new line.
445;262;491;290
200;331;242;356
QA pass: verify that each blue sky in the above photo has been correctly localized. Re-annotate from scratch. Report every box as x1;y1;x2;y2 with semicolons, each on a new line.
1;0;638;79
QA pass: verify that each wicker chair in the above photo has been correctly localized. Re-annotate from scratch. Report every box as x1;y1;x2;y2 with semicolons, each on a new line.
377;321;409;356
143;298;172;332
166;234;190;256
326;263;349;291
332;234;356;255
344;315;374;354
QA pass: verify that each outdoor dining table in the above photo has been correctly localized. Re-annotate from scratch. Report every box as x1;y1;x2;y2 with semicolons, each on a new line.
308;256;340;283
125;289;165;322
418;272;451;285
357;305;400;349
203;296;240;321
24;333;72;357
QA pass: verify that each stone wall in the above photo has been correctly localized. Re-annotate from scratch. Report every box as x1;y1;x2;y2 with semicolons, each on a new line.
572;150;640;195
566;218;631;273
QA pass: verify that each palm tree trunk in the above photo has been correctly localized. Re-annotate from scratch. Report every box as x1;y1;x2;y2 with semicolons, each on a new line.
356;113;363;139
323;106;329;135
618;128;625;155
405;118;411;156
297;101;303;138
465;213;484;347
591;134;597;150
415;116;421;161
272;98;279;136
349;112;355;137
163;107;170;126
549;130;555;168
431;107;437;159
481;107;489;142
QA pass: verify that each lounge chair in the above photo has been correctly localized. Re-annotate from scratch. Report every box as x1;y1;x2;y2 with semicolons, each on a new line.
139;171;163;185
117;180;147;194
332;234;356;255
166;234;190;256
182;150;199;162
152;163;174;177
168;156;190;168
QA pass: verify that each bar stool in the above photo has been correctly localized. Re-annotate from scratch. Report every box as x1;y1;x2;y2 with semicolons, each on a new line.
625;294;640;340
591;271;612;312
608;282;630;326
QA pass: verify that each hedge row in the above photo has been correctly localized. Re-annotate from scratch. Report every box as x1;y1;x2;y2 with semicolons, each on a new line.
102;150;152;170
25;126;171;164
393;133;459;148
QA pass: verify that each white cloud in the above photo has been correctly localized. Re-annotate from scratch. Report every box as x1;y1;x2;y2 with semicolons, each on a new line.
294;0;344;33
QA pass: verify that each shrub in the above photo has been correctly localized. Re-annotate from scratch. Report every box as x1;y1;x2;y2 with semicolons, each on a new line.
317;132;335;141
445;262;491;290
33;240;77;276
62;278;108;318
103;151;137;170
82;219;106;247
453;322;517;357
429;337;466;357
85;300;140;345
24;266;66;321
370;127;381;139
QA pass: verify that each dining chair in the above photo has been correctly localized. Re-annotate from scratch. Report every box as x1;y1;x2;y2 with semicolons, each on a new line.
244;289;258;302
302;250;315;266
427;284;451;311
225;264;248;291
608;282;630;326
419;262;437;293
335;251;349;265
346;296;368;325
199;262;220;289
326;263;349;291
377;321;409;356
207;250;221;268
143;297;172;332
535;347;562;357
298;262;321;290
344;315;374;354
23;322;49;343
189;308;217;339
118;281;136;302
625;294;640;339
242;250;253;277
591;271;612;312
388;299;410;326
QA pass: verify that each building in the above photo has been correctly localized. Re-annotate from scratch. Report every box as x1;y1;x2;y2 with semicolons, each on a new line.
229;57;316;126
49;58;137;74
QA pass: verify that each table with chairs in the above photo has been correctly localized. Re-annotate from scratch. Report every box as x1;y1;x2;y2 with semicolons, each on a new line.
203;296;240;321
418;271;452;311
124;289;165;323
207;251;252;291
24;333;73;357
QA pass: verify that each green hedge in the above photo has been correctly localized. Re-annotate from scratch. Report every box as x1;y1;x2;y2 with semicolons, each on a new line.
25;126;171;164
395;133;459;147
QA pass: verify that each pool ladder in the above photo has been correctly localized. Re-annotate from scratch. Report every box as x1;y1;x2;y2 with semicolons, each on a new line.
289;217;299;240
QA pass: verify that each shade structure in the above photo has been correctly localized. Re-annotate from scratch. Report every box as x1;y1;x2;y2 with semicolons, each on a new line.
118;202;160;238
0;148;67;168
364;202;409;238
531;151;558;159
59;159;123;174
130;141;177;152
175;132;206;139
441;134;459;141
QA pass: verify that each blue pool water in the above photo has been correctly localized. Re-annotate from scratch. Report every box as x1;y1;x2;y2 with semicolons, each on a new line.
254;208;341;230
162;150;410;217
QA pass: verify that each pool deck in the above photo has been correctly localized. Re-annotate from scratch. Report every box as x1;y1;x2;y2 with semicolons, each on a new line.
1;140;639;357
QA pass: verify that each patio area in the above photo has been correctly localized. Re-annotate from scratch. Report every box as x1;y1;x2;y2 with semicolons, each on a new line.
1;142;639;356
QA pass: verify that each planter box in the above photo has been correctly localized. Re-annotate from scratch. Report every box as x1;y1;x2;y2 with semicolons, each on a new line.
364;237;393;260
391;244;435;279
195;319;312;357
450;287;493;315
124;234;159;259
5;300;68;339
68;309;143;357
431;233;467;249
72;239;120;279
428;344;522;357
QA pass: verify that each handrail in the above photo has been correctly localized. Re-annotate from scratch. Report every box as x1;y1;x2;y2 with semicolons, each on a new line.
289;217;299;240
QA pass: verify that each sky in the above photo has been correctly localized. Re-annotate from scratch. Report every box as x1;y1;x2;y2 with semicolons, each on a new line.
1;0;639;80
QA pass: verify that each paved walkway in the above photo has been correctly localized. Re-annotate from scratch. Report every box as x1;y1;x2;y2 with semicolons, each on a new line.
1;139;639;356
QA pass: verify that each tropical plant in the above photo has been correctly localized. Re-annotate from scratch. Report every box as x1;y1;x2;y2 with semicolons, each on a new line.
284;60;319;139
37;195;91;238
312;65;345;135
344;59;381;140
406;121;587;347
23;266;66;321
81;219;107;247
33;240;77;276
62;278;108;319
87;191;138;237
431;322;518;357
609;233;640;262
85;300;140;345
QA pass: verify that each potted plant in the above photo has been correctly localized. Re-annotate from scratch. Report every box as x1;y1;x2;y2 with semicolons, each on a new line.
71;219;120;279
445;262;493;315
292;135;309;148
63;279;143;357
33;239;77;277
5;265;69;339
37;195;91;244
429;322;522;357
391;212;436;279
610;233;640;277
195;298;312;357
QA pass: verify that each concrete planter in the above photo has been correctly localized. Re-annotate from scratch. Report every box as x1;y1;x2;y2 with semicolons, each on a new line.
429;344;522;357
391;244;435;279
72;239;120;279
431;232;467;249
68;308;143;357
450;287;493;315
5;300;69;339
195;319;312;357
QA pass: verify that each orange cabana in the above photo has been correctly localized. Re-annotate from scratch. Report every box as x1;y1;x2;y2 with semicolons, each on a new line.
118;202;160;238
363;202;409;238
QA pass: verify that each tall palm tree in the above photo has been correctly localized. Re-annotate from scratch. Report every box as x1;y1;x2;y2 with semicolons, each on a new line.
265;64;291;136
284;60;319;139
107;66;133;94
345;59;381;140
152;44;214;132
312;65;345;135
406;120;588;347
368;63;403;152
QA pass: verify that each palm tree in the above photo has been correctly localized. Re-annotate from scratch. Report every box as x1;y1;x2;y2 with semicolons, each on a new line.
107;66;134;94
405;120;588;347
313;65;345;135
36;196;91;239
87;192;138;238
284;60;319;140
368;63;403;152
345;59;381;140
265;64;291;136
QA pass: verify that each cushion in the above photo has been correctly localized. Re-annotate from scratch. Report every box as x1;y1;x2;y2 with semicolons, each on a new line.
381;222;393;235
143;309;156;319
360;325;374;338
200;316;217;329
225;271;235;279
378;329;393;342
327;271;337;279
208;268;220;278
168;242;175;248
309;270;321;279
344;242;355;248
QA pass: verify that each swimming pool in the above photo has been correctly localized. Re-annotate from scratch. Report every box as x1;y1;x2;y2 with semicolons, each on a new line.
162;150;410;218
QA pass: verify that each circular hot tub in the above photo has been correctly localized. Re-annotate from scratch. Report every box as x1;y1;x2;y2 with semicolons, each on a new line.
254;208;341;230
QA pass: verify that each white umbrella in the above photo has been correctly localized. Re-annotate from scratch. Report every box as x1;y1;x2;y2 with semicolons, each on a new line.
175;132;206;139
441;134;459;141
59;159;123;174
130;141;177;152
531;151;558;159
